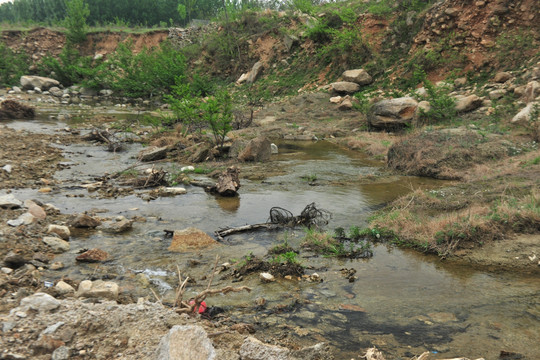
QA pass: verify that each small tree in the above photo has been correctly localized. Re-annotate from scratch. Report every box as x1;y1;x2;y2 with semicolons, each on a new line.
64;0;90;44
202;90;233;151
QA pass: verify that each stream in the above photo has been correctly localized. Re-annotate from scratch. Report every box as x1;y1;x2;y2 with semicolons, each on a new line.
3;111;540;359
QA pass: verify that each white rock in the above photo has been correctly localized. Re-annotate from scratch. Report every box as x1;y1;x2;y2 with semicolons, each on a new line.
42;236;70;253
18;292;60;313
260;272;275;282
512;103;537;126
159;187;187;196
155;325;216;360
271;143;278;154
2;164;12;173
77;280;119;300
329;96;342;104
47;224;70;240
0;194;23;209
7;212;35;227
1;267;13;274
181;165;195;172
55;281;75;295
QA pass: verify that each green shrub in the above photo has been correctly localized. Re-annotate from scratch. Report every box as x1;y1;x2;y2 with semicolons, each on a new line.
39;45;98;86
0;42;29;87
64;0;90;44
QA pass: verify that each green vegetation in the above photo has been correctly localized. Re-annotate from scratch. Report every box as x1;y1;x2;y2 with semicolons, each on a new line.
64;0;89;44
0;42;29;86
302;227;373;258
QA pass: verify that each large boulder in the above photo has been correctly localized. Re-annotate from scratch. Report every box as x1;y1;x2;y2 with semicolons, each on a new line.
138;146;169;162
20;76;60;91
330;81;360;94
368;97;418;130
511;103;537;126
155;325;216;360
168;227;219;252
238;136;272;162
342;69;372;85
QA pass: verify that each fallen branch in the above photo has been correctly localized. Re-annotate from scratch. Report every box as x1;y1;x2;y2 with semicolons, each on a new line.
215;203;331;241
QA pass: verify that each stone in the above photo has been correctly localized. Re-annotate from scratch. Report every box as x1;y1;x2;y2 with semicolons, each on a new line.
20;75;60;90
138;146;169;162
236;73;249;85
524;80;540;103
79;87;97;97
42;236;70;253
417;100;431;115
2;164;12;173
291;343;332;359
76;280;119;300
338;98;353;111
489;89;507;100
48;87;63;97
98;216;133;233
19;292;60;312
271;143;278;154
454;77;467;87
42;321;65;335
55;281;75;295
25;200;47;220
7;212;35;227
47;225;70;240
511;103;537;126
11;86;22;93
455;95;483;113
52;346;70;360
50;262;65;270
260;272;275;282
415;87;428;98
69;214;101;228
342;69;373;85
99;89;113;97
4;251;27;268
330;81;360;94
329;96;342;104
32;335;65;355
1;267;13;274
168;227;219;252
238;136;272;162
155;325;216;360
158;187;188;196
493;71;512;83
0;194;23;209
239;336;290;360
247;61;264;84
368;97;418;130
76;248;109;262
283;34;299;52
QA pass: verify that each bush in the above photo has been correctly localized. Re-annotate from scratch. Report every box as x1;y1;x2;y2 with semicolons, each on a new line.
0;42;29;87
39;45;98;87
64;0;90;44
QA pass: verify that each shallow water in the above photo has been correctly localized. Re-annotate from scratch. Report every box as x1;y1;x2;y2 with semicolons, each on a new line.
3;115;540;359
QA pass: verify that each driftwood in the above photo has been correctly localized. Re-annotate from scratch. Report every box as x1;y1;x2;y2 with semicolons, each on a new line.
207;166;240;197
0;100;35;119
215;202;331;240
81;128;124;152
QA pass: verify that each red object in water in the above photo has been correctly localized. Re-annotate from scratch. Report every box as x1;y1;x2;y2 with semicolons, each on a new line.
189;300;207;314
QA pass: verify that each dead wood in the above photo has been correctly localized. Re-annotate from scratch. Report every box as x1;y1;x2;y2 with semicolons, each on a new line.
215;203;331;240
207;166;240;196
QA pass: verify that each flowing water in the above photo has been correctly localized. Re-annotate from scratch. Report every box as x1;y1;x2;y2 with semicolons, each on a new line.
3;113;540;359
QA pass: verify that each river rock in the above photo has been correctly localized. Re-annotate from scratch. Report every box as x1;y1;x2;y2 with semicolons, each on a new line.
7;212;35;227
455;95;483;113
338;98;353;111
51;346;70;360
69;214;101;228
20;75;60;90
76;280;119;300
55;281;75;295
48;87;64;97
247;61;264;84
79;87;97;97
329;96;342;104
42;236;70;253
47;225;70;240
330;81;360;94
76;248;109;262
158;187;187;196
19;292;60;313
524;80;540;103
168;228;219;252
271;143;278;154
260;272;275;282
155;325;216;360
239;336;290;360
342;69;373;85
0;194;23;209
98;216;133;233
4;250;27;268
489;89;507;100
25;200;47;220
32;335;65;355
2;164;12;173
138;146;169;162
238;136;272;162
368;97;418;130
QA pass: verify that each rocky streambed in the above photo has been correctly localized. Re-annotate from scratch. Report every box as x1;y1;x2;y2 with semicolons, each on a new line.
0;94;539;360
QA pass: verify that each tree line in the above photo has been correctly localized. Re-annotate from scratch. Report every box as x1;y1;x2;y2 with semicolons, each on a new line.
0;0;271;27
